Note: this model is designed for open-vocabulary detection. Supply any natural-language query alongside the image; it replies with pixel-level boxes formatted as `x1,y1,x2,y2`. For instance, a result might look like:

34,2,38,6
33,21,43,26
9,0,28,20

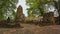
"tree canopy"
0,0,18,20
26,0,60,17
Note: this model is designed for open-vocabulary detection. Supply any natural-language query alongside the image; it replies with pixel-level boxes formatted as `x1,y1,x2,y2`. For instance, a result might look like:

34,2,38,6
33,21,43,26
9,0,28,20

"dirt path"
0,23,60,34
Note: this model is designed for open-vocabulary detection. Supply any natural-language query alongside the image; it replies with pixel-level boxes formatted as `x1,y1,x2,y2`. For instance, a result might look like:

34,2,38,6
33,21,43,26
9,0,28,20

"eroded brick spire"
15,5,23,22
17,5,23,15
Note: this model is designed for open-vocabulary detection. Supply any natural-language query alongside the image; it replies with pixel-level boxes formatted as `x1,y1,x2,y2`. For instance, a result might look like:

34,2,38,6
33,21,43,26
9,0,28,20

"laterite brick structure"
43,12,55,25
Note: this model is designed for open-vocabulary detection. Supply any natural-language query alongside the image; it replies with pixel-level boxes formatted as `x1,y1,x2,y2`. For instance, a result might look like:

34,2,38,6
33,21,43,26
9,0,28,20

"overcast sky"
17,0,28,16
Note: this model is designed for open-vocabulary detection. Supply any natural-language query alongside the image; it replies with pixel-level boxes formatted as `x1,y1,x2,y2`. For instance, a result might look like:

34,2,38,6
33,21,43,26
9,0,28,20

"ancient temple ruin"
43,12,55,25
15,5,24,23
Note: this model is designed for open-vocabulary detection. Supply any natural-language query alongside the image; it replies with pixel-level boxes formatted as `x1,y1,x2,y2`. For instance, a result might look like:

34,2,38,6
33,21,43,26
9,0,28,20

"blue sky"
17,0,28,16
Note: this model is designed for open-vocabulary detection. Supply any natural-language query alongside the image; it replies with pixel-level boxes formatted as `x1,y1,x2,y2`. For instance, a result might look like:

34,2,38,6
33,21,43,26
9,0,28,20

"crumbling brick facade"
15,5,24,23
43,12,55,25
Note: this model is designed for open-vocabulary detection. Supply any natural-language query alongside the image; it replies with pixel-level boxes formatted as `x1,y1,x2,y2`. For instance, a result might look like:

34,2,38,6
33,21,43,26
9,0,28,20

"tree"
0,0,18,20
53,0,60,23
26,0,53,17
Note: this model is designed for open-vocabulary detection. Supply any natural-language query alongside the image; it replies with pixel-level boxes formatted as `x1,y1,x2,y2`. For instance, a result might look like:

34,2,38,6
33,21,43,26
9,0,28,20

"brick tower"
15,5,24,23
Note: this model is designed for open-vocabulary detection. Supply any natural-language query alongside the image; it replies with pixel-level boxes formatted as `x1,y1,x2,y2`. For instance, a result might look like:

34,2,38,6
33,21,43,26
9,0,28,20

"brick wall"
43,12,55,25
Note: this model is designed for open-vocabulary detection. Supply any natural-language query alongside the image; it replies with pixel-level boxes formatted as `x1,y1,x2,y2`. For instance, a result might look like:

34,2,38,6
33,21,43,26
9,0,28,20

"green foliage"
0,0,18,20
26,0,53,17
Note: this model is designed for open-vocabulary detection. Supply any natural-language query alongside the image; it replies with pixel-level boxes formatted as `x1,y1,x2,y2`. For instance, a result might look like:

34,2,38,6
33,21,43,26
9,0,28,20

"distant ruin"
43,12,55,25
25,12,60,26
15,5,24,23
